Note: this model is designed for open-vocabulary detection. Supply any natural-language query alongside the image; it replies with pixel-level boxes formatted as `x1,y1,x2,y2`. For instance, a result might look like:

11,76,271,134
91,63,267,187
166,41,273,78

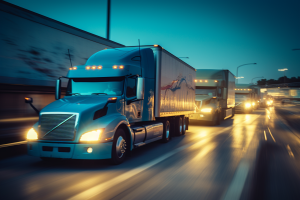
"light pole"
236,63,257,83
251,76,264,84
278,68,288,84
106,0,111,40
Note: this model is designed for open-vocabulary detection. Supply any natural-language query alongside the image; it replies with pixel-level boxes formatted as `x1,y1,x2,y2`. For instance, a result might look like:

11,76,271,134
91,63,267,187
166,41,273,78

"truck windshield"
66,77,124,96
235,94,250,101
196,89,216,96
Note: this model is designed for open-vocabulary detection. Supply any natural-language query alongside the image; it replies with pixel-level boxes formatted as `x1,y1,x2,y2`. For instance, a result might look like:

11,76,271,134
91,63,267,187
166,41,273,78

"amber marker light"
205,80,208,82
72,66,77,70
98,66,102,69
194,80,198,82
214,80,218,82
200,80,203,82
92,66,96,70
235,89,237,90
86,66,90,70
154,44,158,47
119,65,124,69
113,65,118,69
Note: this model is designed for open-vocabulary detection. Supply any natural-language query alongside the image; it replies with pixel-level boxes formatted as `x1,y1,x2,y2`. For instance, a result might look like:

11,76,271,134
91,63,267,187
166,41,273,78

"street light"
236,63,257,83
251,76,264,84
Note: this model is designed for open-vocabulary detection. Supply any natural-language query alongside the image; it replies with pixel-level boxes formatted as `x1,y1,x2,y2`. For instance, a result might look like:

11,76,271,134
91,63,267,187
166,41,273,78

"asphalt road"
1,105,300,200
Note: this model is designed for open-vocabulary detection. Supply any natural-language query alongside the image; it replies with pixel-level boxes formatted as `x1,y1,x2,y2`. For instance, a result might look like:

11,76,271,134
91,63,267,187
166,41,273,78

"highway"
1,104,300,200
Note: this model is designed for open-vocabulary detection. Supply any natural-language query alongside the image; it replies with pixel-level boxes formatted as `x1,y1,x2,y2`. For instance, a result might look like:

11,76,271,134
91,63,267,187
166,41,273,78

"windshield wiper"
69,93,81,96
92,93,107,95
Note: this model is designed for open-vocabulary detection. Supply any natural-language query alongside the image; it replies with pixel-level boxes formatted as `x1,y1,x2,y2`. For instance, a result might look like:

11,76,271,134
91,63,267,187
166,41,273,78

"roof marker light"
154,44,158,47
73,67,77,70
113,65,118,69
92,66,96,70
200,80,203,82
119,65,124,69
205,80,208,82
214,80,218,82
86,66,90,70
98,66,102,69
69,68,72,70
194,80,198,82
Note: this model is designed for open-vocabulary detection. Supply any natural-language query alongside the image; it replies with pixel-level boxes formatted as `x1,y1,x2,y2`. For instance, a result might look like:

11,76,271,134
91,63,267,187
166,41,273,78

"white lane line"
268,127,276,142
264,130,267,141
223,160,250,200
0,141,27,148
286,145,295,158
69,115,261,200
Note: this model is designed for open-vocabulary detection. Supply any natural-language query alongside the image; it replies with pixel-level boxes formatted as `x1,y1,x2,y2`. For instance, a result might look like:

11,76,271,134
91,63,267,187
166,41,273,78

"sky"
4,0,300,84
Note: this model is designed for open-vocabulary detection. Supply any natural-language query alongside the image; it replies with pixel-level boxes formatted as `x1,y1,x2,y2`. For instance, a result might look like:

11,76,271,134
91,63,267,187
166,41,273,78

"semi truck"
189,69,235,125
25,45,196,164
235,84,256,113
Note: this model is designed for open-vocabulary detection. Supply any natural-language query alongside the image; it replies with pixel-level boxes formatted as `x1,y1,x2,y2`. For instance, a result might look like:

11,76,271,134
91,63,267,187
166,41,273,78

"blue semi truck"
26,45,196,164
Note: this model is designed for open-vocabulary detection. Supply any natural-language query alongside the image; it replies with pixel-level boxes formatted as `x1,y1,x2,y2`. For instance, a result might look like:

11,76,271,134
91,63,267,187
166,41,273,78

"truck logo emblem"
43,114,76,137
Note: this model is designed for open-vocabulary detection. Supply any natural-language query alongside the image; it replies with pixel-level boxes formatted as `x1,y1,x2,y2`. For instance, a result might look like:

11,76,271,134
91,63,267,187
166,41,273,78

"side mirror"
55,79,61,100
25,97,33,103
136,77,145,100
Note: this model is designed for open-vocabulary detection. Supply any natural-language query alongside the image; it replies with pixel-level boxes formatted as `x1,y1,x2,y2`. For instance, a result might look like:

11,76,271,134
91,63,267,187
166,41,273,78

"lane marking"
69,115,262,200
223,160,249,200
286,145,295,158
268,127,276,142
264,130,267,141
0,141,27,148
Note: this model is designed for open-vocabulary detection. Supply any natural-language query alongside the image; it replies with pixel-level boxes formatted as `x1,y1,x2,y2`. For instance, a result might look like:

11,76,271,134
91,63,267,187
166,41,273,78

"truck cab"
235,84,256,113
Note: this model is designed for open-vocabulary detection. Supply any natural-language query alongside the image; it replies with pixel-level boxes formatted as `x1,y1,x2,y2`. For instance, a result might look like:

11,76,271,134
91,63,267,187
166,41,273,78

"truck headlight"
252,102,255,106
201,108,212,113
80,129,103,142
245,103,251,108
27,128,38,140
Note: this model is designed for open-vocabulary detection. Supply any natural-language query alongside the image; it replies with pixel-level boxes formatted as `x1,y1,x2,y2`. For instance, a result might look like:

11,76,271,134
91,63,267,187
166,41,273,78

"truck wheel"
182,116,186,135
162,120,170,143
174,117,183,136
111,128,128,165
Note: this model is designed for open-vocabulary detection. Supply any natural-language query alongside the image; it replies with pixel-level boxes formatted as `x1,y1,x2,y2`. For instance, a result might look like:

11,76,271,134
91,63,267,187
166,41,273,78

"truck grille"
39,114,77,140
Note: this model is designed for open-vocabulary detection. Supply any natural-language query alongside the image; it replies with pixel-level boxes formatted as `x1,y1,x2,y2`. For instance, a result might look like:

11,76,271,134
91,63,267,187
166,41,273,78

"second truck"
189,69,235,125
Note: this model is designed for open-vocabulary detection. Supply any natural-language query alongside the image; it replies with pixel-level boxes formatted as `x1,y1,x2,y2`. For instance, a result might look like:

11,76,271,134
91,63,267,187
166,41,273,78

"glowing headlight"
252,102,255,106
201,108,212,113
245,103,251,108
27,128,38,140
270,100,273,103
80,129,102,142
267,101,271,105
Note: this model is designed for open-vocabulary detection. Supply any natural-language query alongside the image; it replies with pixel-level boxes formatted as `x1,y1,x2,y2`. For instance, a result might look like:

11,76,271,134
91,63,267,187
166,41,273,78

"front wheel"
111,129,128,165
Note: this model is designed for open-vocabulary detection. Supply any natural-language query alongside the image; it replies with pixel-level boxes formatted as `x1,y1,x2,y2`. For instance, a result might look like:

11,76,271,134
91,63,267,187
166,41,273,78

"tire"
174,117,183,136
182,116,186,135
111,129,128,165
161,120,171,143
211,112,218,126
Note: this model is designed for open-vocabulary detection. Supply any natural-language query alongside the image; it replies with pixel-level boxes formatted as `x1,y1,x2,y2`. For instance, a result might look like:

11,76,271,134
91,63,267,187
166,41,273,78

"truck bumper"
189,113,213,121
27,141,112,160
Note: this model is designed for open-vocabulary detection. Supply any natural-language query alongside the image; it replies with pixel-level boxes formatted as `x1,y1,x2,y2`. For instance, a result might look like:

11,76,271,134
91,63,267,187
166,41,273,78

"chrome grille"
39,114,76,140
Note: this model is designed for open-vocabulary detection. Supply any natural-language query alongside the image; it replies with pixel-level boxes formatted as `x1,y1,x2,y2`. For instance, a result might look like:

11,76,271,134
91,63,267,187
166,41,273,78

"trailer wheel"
182,116,186,135
111,128,127,165
174,117,183,136
162,120,170,143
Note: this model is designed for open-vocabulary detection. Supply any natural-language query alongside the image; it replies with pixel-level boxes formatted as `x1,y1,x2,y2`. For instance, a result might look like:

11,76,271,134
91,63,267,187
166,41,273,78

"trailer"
190,69,235,125
25,45,196,164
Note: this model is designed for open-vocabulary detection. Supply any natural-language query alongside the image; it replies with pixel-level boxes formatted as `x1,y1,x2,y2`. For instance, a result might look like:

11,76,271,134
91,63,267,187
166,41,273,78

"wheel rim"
179,118,182,133
116,136,126,158
166,122,170,138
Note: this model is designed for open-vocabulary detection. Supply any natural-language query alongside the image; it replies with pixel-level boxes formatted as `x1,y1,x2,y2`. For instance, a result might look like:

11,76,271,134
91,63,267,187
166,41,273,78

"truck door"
125,77,143,123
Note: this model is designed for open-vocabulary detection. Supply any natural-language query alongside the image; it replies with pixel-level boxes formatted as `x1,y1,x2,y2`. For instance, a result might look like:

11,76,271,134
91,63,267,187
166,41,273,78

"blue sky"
5,0,300,84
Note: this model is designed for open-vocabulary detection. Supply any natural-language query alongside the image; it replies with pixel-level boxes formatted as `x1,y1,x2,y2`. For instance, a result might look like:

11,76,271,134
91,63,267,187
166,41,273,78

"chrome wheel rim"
116,136,126,158
166,122,170,138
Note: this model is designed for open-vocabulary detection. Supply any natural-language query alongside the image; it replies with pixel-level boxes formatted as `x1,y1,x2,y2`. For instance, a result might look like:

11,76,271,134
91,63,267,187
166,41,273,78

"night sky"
5,0,300,84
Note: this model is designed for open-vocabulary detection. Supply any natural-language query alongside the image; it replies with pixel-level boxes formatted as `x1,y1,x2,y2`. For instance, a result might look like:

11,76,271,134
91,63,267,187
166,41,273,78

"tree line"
257,76,300,85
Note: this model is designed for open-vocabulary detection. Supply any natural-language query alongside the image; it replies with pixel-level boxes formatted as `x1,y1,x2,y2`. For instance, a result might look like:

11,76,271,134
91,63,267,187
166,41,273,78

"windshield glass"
196,89,216,96
66,77,124,96
235,93,250,101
